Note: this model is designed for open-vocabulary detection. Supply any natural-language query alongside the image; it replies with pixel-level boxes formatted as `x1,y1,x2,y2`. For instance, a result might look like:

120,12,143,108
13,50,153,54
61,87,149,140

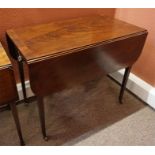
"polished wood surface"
29,32,147,96
6,15,147,63
6,15,148,140
0,67,18,105
0,43,10,67
29,48,104,96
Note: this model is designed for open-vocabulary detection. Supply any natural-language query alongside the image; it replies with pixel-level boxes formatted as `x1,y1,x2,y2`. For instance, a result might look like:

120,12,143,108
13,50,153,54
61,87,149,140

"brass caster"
44,136,48,141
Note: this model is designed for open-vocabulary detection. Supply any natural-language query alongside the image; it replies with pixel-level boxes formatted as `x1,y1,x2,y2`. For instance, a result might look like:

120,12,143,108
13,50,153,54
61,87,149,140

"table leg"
17,57,29,104
6,34,28,104
10,102,25,146
119,66,131,104
37,96,48,141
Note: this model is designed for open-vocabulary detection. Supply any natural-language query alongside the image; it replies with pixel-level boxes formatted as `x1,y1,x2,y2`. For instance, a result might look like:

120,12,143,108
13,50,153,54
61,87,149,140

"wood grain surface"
5,15,148,142
6,15,147,63
0,43,10,68
29,32,147,96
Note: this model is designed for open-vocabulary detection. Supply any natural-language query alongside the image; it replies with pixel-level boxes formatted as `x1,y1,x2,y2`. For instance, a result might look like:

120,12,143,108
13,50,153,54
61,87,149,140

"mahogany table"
0,43,24,145
6,15,147,140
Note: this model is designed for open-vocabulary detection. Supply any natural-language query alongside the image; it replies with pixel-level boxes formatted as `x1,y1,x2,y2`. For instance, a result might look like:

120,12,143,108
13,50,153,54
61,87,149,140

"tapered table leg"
37,97,48,141
10,102,25,146
17,57,29,105
6,35,28,105
119,66,131,104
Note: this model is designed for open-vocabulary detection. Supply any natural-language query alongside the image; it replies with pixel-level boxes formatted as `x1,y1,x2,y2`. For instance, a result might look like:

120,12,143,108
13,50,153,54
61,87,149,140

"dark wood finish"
119,67,132,104
6,34,29,104
29,33,147,96
6,15,147,63
6,15,148,140
37,97,48,140
9,102,25,145
0,44,24,145
29,49,104,96
0,67,18,104
17,57,29,104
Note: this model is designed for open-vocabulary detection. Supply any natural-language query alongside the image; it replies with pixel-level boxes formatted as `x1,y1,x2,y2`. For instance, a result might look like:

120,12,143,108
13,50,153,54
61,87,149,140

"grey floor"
72,107,155,146
0,76,154,146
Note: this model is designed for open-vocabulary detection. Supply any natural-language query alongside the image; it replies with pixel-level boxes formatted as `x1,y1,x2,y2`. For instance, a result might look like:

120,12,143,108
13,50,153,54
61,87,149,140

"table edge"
6,26,148,64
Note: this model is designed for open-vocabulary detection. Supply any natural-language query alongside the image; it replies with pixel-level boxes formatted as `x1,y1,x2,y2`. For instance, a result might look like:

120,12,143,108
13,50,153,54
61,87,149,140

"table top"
7,15,147,63
0,43,10,68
